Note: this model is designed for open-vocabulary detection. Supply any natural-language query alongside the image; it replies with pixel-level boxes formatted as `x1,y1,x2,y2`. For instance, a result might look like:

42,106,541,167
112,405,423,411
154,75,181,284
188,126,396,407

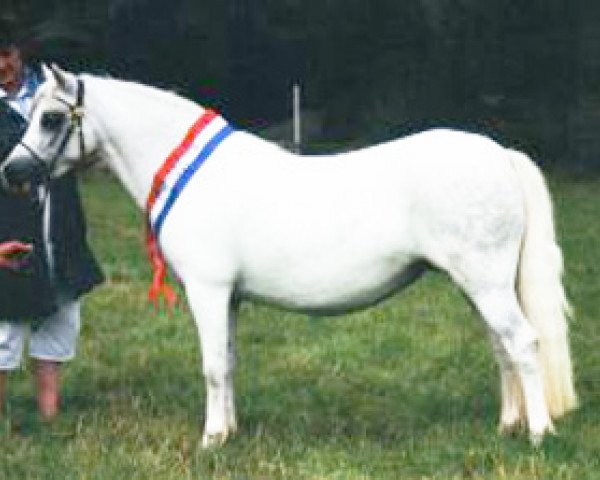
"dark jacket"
0,101,103,320
0,185,54,318
48,171,104,302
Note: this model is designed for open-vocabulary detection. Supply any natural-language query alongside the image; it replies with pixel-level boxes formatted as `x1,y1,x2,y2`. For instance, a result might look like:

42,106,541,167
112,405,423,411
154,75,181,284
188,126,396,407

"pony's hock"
2,64,577,448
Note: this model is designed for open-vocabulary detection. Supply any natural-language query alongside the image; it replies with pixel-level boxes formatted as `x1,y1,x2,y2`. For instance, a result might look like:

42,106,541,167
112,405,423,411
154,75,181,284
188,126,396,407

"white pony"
1,65,576,447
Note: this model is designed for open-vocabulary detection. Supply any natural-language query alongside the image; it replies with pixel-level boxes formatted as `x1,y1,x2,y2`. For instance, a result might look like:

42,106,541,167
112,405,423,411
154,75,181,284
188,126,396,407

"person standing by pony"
0,14,103,420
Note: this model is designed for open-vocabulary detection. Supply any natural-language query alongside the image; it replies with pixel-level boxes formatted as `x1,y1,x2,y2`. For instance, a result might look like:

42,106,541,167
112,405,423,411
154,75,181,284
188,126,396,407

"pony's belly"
239,259,425,315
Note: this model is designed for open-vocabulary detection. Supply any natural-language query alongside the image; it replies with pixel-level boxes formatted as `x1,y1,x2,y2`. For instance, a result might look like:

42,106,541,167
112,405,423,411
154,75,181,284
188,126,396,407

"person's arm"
0,240,32,269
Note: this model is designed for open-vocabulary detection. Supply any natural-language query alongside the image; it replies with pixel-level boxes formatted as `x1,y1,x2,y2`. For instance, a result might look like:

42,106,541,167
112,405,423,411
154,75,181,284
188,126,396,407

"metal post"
292,82,301,154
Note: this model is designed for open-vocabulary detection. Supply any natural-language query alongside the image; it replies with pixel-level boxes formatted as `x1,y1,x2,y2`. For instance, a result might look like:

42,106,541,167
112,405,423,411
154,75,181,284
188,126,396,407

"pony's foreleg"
185,283,237,448
474,289,554,445
225,307,238,434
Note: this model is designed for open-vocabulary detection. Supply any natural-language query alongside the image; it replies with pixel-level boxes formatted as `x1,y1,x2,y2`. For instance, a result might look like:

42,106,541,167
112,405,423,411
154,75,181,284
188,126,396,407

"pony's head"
1,64,97,190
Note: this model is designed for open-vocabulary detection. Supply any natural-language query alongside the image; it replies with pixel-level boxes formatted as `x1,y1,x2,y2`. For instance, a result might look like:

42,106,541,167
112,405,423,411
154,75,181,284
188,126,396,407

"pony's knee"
203,361,233,386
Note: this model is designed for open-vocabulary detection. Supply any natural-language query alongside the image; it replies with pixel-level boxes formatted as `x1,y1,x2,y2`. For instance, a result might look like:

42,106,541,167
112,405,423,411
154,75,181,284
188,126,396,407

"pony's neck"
82,74,205,207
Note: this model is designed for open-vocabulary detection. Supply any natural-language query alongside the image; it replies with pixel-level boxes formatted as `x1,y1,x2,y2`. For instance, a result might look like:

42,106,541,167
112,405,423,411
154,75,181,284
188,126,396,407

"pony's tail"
509,150,577,418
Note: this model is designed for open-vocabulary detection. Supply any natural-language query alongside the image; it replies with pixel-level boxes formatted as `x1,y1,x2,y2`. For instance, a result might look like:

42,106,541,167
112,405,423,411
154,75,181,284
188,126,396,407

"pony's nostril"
3,159,44,187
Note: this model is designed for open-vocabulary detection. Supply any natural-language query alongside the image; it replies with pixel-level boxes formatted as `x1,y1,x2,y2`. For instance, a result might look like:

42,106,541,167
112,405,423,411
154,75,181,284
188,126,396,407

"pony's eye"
40,111,67,131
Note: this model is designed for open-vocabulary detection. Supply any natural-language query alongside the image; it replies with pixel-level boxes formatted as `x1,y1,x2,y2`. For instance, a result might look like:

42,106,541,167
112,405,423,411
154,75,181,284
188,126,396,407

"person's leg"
0,371,6,415
0,321,26,415
34,359,60,420
30,300,80,419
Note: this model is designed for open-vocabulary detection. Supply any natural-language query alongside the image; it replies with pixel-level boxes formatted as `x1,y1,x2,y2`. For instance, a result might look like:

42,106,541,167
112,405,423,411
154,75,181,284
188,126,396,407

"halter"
17,77,87,184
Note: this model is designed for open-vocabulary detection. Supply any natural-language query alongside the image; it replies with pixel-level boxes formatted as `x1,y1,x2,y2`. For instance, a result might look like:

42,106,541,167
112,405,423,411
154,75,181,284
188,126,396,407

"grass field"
1,171,599,479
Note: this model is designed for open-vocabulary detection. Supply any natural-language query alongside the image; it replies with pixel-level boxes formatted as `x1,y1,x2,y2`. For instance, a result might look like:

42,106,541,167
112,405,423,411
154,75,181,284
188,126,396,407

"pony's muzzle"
1,155,47,193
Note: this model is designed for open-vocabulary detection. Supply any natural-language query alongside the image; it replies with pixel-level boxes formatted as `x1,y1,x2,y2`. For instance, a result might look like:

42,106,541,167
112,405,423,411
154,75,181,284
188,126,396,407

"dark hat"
0,14,23,47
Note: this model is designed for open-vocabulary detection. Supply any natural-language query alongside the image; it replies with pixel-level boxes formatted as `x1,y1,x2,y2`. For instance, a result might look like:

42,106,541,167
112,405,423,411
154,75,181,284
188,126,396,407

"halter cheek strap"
73,78,86,162
17,78,86,182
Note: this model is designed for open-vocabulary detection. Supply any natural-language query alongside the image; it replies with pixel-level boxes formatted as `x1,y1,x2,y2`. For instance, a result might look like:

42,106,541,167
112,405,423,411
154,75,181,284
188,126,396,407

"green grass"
1,171,599,479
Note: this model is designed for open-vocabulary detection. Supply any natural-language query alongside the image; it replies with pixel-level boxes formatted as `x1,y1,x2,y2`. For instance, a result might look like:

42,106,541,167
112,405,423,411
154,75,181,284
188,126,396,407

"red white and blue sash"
145,110,234,308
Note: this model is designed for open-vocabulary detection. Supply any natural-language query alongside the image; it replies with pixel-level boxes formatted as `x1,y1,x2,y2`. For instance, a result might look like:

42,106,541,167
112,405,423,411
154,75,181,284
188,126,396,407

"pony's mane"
81,73,200,112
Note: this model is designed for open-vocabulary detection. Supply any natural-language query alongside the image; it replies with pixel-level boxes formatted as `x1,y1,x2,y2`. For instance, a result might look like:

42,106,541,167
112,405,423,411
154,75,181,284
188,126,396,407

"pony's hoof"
201,430,229,449
529,432,544,447
498,419,524,436
528,423,556,447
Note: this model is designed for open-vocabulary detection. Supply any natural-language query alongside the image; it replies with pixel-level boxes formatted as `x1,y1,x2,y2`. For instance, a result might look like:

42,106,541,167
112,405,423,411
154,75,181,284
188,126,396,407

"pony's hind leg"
185,282,237,448
488,333,526,433
473,288,554,444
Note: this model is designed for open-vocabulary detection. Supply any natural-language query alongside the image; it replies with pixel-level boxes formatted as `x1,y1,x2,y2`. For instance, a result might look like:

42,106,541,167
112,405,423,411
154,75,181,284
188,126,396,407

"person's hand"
0,240,33,270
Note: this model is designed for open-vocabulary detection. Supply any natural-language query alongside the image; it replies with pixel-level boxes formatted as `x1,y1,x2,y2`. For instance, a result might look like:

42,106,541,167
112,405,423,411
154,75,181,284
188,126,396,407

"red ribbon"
145,229,178,310
145,110,218,310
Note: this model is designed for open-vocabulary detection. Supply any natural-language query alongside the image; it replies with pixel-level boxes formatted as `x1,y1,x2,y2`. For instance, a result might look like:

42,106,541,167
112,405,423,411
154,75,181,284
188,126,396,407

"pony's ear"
50,64,69,89
41,63,55,86
45,63,77,97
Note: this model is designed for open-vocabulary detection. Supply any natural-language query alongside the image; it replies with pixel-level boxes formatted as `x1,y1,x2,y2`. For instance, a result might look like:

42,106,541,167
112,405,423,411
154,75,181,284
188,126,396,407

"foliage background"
4,1,599,168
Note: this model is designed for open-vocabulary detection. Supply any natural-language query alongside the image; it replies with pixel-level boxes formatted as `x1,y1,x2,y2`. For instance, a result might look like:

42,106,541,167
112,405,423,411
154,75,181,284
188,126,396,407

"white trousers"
0,299,80,370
